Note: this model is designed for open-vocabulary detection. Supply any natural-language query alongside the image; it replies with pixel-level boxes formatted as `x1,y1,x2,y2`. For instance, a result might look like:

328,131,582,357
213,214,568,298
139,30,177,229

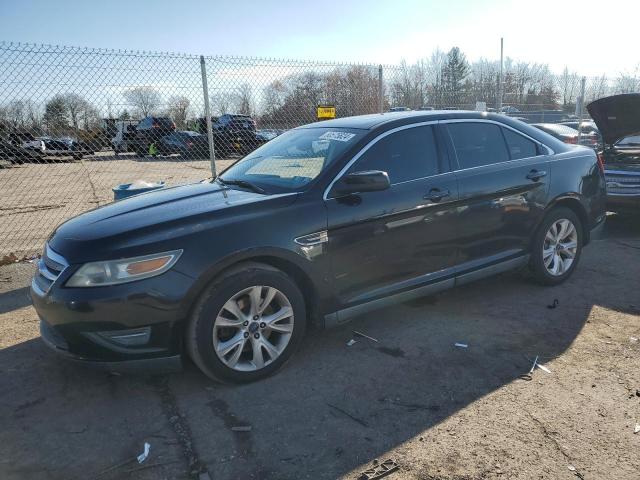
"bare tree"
234,84,254,116
63,93,88,132
123,86,161,117
166,95,190,128
210,92,233,116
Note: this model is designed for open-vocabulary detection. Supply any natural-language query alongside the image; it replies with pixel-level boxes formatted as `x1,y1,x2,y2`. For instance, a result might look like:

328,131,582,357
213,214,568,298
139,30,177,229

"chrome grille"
33,244,68,294
605,172,640,195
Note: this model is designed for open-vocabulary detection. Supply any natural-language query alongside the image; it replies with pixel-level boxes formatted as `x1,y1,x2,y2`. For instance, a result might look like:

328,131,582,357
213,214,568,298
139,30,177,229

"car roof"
302,111,570,152
301,110,520,130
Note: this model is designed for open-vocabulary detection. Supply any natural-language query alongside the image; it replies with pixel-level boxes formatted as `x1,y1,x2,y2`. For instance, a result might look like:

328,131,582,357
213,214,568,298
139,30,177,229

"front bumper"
31,265,195,372
40,320,182,373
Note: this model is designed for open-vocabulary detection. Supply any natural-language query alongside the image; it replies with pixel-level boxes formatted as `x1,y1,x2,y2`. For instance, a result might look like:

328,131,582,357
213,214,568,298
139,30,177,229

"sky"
1,0,639,77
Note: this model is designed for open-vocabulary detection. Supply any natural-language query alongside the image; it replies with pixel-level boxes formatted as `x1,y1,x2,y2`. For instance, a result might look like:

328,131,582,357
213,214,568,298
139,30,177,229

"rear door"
444,121,550,272
325,123,459,308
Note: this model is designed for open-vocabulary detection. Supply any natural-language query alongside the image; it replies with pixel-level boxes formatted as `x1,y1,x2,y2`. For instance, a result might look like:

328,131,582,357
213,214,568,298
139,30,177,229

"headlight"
66,250,182,287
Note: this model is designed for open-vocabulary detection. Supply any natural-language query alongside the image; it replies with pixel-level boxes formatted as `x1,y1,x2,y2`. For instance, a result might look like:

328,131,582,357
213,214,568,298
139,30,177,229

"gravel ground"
0,213,639,480
0,152,235,264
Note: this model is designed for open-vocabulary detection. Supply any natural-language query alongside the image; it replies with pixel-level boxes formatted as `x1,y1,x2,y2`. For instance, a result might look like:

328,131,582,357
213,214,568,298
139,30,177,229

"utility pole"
497,37,504,112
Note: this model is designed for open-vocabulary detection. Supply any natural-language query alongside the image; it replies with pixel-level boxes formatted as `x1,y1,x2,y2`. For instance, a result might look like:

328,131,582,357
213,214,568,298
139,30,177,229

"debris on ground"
547,299,559,309
231,425,252,432
519,355,539,381
359,459,399,479
327,402,368,428
347,339,357,346
137,442,151,464
0,253,17,266
454,342,468,348
634,424,640,434
536,363,552,374
353,331,379,343
630,336,638,343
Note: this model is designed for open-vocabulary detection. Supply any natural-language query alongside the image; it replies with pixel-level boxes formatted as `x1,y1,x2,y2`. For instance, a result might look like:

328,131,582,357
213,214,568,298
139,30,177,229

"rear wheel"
186,263,306,383
529,207,583,285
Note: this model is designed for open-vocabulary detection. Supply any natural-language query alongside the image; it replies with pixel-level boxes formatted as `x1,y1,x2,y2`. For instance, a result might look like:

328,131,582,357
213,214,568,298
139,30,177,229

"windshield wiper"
216,177,267,194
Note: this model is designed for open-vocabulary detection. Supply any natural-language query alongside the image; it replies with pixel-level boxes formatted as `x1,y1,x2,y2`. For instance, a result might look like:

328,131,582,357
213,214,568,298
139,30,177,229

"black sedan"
156,131,210,159
32,111,606,383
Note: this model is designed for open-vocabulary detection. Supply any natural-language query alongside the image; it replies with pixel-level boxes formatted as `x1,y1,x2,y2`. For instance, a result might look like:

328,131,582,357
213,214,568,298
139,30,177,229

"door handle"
424,188,450,202
526,169,547,181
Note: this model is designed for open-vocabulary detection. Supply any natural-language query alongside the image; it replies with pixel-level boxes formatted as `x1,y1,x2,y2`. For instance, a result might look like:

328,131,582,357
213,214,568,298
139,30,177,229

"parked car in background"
193,114,263,156
559,120,599,135
156,131,209,159
588,93,640,214
0,138,42,164
32,110,606,383
22,136,92,160
531,123,599,147
110,119,139,154
500,105,520,114
255,129,284,142
129,117,176,157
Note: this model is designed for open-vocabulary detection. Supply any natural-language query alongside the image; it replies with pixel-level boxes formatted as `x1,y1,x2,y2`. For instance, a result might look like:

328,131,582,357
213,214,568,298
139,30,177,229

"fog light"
95,327,151,346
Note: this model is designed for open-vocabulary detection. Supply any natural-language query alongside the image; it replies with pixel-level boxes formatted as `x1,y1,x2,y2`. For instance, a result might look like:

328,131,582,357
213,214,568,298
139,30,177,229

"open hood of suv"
587,93,640,145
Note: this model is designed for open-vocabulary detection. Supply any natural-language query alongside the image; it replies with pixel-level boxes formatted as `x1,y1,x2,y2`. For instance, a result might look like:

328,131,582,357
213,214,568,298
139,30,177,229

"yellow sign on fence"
317,105,336,120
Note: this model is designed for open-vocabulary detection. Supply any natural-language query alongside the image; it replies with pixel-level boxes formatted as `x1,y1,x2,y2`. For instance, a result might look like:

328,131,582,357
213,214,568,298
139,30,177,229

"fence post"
577,76,586,142
200,55,217,177
378,65,384,113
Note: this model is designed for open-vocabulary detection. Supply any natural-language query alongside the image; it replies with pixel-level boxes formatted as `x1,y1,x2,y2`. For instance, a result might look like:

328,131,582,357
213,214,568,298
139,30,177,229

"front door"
325,124,459,309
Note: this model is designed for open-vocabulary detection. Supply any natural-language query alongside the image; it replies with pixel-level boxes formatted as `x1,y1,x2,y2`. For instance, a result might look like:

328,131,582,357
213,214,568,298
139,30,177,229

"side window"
348,126,440,184
502,128,538,160
447,122,509,169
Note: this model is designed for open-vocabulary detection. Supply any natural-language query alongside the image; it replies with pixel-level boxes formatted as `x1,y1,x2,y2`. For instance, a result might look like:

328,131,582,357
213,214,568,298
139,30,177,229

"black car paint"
31,111,606,369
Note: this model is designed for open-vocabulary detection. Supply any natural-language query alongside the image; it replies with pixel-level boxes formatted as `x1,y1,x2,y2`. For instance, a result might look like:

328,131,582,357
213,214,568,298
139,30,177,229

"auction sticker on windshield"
319,131,356,142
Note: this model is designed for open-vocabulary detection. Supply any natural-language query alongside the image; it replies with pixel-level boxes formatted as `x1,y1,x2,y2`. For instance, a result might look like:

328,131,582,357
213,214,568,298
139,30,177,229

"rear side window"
502,128,538,159
348,126,440,184
447,122,509,169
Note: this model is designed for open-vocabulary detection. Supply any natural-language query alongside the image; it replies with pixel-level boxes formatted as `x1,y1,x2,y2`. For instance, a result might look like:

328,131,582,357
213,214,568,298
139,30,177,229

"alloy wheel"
542,218,578,276
212,285,294,371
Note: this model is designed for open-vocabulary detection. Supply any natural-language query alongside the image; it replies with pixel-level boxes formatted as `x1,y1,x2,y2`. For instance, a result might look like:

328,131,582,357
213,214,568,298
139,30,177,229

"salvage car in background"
32,111,606,383
588,93,640,214
22,136,92,161
531,123,599,148
129,116,176,157
156,131,210,159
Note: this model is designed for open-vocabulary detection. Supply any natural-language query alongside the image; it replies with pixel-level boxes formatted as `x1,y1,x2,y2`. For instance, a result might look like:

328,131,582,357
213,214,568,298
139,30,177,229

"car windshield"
219,127,364,193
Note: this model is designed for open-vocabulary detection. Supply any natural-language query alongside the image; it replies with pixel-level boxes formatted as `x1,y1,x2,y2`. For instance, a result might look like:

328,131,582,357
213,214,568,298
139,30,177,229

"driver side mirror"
331,170,390,197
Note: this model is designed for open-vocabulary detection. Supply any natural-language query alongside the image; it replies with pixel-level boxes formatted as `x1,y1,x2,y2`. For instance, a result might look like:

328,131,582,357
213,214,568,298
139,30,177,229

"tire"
529,207,583,286
186,262,307,383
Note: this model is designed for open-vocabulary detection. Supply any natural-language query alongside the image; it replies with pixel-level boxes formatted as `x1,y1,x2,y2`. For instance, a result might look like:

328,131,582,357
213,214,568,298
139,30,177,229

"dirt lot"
0,153,235,262
1,214,639,480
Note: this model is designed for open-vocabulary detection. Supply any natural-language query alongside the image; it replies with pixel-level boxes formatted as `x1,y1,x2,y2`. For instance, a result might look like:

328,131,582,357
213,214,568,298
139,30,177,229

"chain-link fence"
1,41,638,286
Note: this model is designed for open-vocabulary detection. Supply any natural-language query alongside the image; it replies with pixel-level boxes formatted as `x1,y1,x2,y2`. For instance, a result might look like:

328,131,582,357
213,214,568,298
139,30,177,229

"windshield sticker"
319,131,356,142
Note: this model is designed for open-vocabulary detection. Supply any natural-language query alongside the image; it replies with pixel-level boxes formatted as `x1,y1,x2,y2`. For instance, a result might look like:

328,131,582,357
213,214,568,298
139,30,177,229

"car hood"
49,181,297,262
587,93,640,145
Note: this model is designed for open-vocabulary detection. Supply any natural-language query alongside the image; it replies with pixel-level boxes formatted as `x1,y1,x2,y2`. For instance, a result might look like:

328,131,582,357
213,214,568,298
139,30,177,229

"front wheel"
186,263,307,383
529,207,583,285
